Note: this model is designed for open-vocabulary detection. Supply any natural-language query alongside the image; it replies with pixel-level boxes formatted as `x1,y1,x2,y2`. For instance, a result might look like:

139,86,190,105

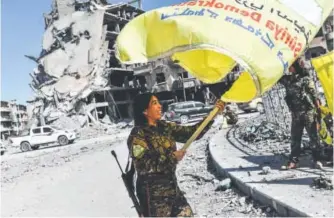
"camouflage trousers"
136,177,193,217
225,111,238,125
290,110,323,162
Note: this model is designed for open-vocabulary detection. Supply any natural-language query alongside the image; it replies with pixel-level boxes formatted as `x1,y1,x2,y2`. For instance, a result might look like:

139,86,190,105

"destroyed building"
27,0,213,127
1,100,29,139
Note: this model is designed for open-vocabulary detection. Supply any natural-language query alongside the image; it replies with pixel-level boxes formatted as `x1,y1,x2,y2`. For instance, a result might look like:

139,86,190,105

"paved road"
1,113,262,217
1,131,137,217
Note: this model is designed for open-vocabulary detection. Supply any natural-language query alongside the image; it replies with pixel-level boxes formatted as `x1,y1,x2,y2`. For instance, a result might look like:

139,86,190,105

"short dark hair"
133,92,155,126
292,58,307,76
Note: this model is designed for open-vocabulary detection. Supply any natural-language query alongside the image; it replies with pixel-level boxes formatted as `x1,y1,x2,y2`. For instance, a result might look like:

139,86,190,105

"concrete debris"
240,120,289,143
311,174,333,190
260,166,271,175
236,115,292,155
77,120,133,140
176,120,277,217
49,114,87,129
261,174,296,183
215,178,232,191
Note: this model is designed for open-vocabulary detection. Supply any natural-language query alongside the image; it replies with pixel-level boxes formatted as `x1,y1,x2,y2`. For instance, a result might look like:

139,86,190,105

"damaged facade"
0,101,29,139
27,0,212,127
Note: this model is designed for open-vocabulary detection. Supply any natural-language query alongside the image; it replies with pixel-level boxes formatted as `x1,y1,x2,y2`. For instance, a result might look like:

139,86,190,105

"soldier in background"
279,58,324,170
223,105,238,125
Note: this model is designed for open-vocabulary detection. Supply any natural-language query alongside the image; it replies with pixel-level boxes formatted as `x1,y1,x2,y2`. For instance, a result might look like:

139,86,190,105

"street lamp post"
180,73,187,102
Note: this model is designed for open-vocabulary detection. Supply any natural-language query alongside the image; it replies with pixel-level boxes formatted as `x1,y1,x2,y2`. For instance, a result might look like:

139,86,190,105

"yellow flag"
311,51,333,114
116,0,333,102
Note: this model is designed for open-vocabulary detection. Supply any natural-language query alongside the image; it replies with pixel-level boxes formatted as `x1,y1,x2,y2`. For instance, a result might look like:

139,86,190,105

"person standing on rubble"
278,58,324,170
127,93,225,217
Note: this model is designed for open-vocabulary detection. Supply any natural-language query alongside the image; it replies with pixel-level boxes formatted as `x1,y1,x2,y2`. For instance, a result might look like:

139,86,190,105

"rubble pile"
78,120,133,140
49,114,87,129
236,115,291,154
311,173,333,190
176,119,277,217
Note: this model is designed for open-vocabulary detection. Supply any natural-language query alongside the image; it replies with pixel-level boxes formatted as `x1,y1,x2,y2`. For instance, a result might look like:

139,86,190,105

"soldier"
223,105,238,125
279,58,324,170
127,93,225,217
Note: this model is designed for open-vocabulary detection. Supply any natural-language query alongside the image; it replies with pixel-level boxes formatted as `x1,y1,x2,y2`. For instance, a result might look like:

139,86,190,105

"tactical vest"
285,77,314,112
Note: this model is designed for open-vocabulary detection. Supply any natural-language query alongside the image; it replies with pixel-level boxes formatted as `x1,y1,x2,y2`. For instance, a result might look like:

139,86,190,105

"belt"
137,173,176,184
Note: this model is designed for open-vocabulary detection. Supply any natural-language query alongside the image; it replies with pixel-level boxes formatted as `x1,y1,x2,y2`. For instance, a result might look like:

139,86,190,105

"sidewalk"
209,129,334,217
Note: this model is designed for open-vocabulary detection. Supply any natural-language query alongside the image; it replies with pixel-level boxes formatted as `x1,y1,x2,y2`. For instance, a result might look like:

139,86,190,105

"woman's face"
144,96,162,122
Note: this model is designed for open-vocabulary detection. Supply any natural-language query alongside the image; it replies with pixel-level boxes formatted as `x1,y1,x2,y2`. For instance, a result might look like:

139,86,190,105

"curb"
208,134,310,217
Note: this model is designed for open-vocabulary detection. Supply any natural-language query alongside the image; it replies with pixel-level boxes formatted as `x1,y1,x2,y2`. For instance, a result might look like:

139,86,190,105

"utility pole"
181,73,187,101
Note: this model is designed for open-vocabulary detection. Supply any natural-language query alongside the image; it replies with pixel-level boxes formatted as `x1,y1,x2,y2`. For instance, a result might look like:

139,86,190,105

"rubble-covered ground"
176,116,277,217
232,113,333,192
235,115,292,155
1,114,278,217
235,113,334,162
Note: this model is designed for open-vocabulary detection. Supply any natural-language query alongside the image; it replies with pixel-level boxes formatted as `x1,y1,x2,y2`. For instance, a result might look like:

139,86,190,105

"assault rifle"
111,150,142,217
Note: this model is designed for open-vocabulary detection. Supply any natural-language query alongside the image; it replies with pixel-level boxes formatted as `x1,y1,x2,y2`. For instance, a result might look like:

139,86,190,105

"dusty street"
1,130,137,217
1,114,272,217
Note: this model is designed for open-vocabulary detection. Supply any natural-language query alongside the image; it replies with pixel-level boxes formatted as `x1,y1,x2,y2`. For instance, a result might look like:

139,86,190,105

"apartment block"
0,101,29,139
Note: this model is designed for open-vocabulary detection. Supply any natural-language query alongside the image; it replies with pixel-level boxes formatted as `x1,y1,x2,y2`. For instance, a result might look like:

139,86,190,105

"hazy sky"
1,0,185,104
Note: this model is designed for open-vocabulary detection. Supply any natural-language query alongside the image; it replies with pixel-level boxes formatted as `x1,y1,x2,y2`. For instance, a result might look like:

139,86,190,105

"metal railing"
262,84,291,133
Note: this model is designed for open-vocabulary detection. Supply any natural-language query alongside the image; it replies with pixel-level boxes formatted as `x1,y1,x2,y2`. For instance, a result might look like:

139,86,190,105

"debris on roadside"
239,120,289,143
311,174,333,190
233,115,292,155
261,174,296,183
260,166,271,175
176,122,277,217
215,178,232,191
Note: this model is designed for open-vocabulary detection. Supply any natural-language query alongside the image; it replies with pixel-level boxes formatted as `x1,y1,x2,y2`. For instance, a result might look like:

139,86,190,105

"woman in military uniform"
127,93,224,217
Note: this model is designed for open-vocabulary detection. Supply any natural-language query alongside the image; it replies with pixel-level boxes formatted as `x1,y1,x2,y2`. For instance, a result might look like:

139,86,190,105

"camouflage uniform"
224,110,238,125
279,74,323,162
127,119,213,217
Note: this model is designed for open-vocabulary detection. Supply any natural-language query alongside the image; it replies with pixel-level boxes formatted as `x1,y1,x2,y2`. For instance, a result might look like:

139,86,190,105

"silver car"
165,101,214,124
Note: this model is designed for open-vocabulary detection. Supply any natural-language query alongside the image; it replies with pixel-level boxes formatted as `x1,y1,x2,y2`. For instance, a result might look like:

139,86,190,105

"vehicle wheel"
31,145,40,150
1,151,5,156
256,103,265,114
69,140,75,144
20,142,32,152
180,115,189,124
58,135,69,146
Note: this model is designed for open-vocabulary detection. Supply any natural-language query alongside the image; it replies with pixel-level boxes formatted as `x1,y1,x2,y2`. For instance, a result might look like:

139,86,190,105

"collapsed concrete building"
27,0,215,127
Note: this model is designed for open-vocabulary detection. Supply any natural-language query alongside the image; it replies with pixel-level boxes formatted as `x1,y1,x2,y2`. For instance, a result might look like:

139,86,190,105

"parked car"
237,98,264,113
9,126,79,152
0,141,7,155
165,101,214,124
